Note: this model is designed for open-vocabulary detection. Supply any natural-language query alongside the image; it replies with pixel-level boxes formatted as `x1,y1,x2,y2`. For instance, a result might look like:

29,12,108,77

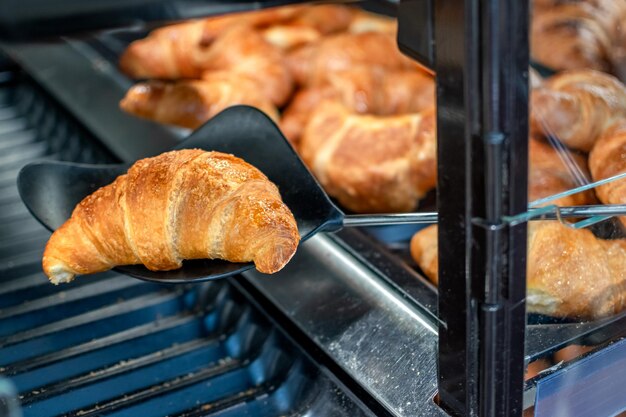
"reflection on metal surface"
244,234,447,417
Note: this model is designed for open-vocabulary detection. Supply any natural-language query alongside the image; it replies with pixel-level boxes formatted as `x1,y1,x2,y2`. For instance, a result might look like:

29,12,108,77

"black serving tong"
17,106,626,283
17,106,438,283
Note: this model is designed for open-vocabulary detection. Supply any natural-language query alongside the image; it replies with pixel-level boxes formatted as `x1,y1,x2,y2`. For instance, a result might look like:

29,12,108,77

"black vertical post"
435,1,529,416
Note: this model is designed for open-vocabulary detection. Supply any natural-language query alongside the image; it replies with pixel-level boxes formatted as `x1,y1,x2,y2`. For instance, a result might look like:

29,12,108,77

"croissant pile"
43,150,300,284
119,5,400,125
530,69,626,217
411,68,626,319
119,4,436,214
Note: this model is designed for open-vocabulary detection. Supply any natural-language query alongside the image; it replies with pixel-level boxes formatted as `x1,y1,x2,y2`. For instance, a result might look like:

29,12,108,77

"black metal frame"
436,2,528,416
399,1,529,415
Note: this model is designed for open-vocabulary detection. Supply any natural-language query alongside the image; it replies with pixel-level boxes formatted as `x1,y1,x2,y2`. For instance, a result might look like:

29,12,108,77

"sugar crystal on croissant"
42,149,300,284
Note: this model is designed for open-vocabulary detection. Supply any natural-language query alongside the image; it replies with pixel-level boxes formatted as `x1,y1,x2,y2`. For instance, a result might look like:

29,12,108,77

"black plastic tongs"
17,107,625,283
16,107,436,283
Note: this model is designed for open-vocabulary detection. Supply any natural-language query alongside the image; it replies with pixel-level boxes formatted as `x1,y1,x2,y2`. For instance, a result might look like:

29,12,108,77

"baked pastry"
120,77,278,129
531,3,613,72
42,149,300,283
280,67,435,146
119,6,303,79
197,25,293,106
589,121,626,227
411,222,626,319
120,23,293,106
531,0,626,75
528,137,596,206
261,6,395,51
527,221,626,319
530,69,626,151
299,102,436,213
286,32,419,86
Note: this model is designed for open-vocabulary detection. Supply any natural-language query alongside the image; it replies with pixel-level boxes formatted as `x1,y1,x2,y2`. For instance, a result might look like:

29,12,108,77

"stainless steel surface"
244,234,448,417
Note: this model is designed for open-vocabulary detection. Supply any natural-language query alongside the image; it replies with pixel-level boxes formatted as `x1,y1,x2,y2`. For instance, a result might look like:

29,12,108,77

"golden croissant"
258,5,356,51
286,32,419,86
411,222,626,319
531,3,613,73
120,77,278,130
198,25,293,106
531,0,626,74
530,69,626,152
118,6,303,79
42,149,300,284
120,24,293,106
299,102,437,213
281,67,434,146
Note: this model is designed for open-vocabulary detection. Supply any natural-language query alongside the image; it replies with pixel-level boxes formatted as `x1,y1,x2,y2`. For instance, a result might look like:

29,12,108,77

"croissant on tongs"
42,149,300,284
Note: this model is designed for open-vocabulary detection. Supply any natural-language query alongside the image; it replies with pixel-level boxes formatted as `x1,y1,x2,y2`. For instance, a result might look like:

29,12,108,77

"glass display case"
0,1,624,416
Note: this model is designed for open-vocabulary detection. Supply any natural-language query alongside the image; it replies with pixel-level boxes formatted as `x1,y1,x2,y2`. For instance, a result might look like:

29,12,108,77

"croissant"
120,77,278,129
199,25,293,106
42,150,300,284
119,20,216,79
528,137,596,206
532,1,626,42
195,6,306,43
281,67,435,146
531,0,626,74
589,121,626,227
531,3,613,72
411,222,626,319
299,102,436,213
119,6,303,79
120,23,293,106
286,32,419,86
530,69,626,151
